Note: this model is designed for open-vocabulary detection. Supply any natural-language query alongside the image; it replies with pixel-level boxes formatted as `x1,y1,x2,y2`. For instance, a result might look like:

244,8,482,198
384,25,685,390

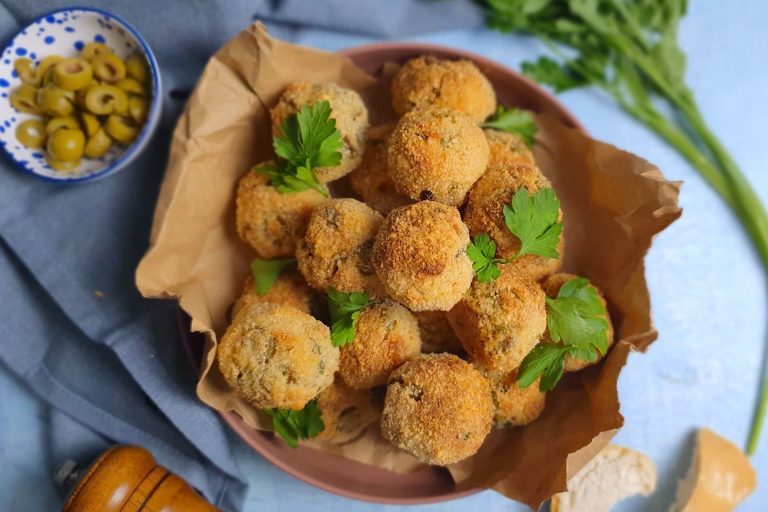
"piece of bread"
668,428,756,512
550,444,656,512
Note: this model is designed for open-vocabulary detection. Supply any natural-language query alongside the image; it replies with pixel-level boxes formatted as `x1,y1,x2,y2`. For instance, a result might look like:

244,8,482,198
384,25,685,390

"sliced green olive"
14,58,39,86
115,77,145,96
92,53,126,83
47,128,85,161
84,128,113,158
36,85,75,116
45,153,80,172
125,54,148,83
84,84,128,115
128,95,148,124
104,115,138,143
15,119,47,148
36,56,63,83
53,58,93,91
80,112,101,137
80,42,111,61
46,116,80,134
10,84,41,114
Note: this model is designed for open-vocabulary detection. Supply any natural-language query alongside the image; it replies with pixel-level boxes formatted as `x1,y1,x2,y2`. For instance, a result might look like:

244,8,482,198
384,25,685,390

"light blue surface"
1,1,767,510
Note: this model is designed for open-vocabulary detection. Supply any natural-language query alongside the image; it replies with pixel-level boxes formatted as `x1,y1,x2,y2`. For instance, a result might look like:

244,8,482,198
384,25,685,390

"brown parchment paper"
136,22,681,509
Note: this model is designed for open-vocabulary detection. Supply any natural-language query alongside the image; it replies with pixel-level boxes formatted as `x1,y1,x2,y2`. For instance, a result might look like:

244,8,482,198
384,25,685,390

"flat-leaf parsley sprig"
467,187,562,282
326,287,373,347
255,100,343,197
265,399,325,448
517,277,609,391
250,258,295,295
481,106,538,147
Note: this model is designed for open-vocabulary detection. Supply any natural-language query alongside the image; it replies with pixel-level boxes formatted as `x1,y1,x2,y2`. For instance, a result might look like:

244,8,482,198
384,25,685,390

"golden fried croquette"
480,367,546,427
218,303,338,410
447,267,546,373
315,378,380,444
414,311,464,355
236,165,325,259
540,273,614,372
391,56,496,123
270,82,368,182
296,198,385,296
339,300,421,389
372,201,473,311
387,109,489,206
463,163,563,281
484,128,535,168
348,124,411,215
232,269,316,318
380,353,493,465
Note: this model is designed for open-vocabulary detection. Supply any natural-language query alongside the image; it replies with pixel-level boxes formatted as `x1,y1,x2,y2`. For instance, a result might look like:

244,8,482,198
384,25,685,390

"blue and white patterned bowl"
0,7,161,183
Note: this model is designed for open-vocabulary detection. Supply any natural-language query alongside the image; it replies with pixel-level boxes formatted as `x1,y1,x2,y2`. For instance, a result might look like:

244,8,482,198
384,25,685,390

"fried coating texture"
232,269,316,318
315,378,380,444
348,124,411,215
540,273,615,372
481,367,546,427
381,353,493,465
391,56,496,123
414,311,464,355
447,267,546,373
339,300,421,389
372,201,473,311
296,198,385,296
387,109,489,206
236,165,325,259
270,82,369,182
218,303,338,410
484,128,535,168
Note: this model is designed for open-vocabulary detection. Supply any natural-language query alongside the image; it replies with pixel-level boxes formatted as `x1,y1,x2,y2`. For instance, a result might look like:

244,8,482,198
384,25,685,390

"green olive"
104,115,138,143
115,77,145,95
128,95,148,124
92,53,126,83
15,119,47,148
53,58,93,91
36,56,63,83
84,128,113,158
45,153,80,173
125,54,148,83
47,128,85,161
36,85,75,116
84,84,128,115
14,58,39,86
80,112,101,137
10,84,41,114
80,42,111,61
46,116,80,134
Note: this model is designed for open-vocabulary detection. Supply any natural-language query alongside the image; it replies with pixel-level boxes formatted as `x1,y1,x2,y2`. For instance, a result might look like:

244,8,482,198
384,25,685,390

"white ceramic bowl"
0,7,161,183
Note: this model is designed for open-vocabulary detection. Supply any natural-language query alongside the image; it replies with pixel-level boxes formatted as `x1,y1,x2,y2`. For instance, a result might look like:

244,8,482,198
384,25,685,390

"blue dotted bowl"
0,7,161,183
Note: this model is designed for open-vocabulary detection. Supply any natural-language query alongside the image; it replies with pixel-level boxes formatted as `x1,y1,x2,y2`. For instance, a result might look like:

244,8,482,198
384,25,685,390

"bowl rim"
0,5,162,184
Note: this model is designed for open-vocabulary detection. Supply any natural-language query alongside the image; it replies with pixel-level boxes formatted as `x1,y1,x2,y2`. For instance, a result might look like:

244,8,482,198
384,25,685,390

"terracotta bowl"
215,43,584,504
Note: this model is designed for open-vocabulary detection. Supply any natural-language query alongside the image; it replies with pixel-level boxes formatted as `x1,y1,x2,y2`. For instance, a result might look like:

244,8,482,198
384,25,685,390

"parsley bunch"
481,106,538,147
326,288,373,347
468,187,562,282
518,277,609,391
265,400,325,448
256,100,343,196
482,0,768,453
250,258,295,295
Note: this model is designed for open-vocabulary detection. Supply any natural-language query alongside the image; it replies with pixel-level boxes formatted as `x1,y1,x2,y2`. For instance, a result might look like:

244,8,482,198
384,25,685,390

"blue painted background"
1,1,766,510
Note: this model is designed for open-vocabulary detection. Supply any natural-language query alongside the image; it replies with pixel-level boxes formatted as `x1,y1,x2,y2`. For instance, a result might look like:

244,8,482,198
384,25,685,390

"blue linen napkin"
0,1,481,509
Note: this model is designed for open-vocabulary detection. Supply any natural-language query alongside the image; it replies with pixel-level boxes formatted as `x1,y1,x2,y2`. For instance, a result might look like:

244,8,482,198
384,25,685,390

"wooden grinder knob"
62,445,219,512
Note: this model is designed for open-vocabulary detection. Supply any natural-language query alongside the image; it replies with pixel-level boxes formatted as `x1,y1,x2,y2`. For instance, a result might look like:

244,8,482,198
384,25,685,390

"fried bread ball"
481,367,546,427
381,353,493,465
236,165,325,259
391,56,496,123
484,128,535,168
348,124,411,215
387,109,489,206
296,198,385,296
270,82,368,182
541,273,614,372
339,300,421,389
464,163,563,281
218,303,338,410
315,378,380,444
414,311,464,355
447,267,546,373
372,201,473,311
231,269,316,318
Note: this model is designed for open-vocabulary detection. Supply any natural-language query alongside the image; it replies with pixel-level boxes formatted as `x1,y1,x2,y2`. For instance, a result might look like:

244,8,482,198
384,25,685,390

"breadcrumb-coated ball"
479,367,546,427
464,163,563,281
231,269,316,318
236,164,325,259
349,124,411,215
484,128,535,168
372,201,473,311
315,378,380,444
218,303,338,410
447,267,546,373
391,56,496,123
270,82,369,182
339,300,421,389
414,311,464,355
387,109,489,206
296,198,385,296
540,273,615,372
381,353,493,465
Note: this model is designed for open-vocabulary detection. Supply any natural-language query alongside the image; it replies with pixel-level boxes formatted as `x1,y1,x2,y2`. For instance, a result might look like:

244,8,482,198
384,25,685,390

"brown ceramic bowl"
218,43,584,504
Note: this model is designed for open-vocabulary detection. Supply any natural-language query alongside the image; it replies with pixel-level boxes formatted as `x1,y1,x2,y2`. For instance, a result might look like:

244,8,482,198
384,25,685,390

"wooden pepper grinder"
57,445,220,511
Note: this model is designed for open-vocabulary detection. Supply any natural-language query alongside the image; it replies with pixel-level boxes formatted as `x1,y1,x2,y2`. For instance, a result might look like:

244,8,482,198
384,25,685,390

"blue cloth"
0,1,480,510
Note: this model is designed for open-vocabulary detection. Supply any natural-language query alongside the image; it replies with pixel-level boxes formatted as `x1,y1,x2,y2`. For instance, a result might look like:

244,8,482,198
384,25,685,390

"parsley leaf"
251,258,295,296
481,106,538,146
521,56,589,93
265,399,325,448
517,343,570,391
503,187,562,259
467,234,502,283
326,287,373,347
